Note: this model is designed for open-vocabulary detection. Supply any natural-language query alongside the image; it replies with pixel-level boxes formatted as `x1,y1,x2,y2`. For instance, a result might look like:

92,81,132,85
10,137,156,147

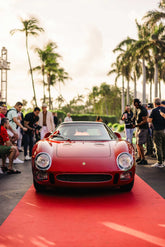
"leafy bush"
112,123,119,130
55,110,66,121
117,124,125,132
107,122,112,128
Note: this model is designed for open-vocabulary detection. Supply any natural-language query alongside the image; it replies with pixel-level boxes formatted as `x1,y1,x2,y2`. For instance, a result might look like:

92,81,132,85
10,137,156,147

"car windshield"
52,123,116,141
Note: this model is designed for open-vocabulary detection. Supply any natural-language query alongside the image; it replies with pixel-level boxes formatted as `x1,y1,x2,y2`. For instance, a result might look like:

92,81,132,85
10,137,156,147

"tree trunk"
154,59,159,98
133,72,137,99
127,80,130,105
142,58,146,104
25,35,37,106
159,80,161,99
105,97,108,115
149,81,152,103
121,76,125,114
47,73,51,110
42,65,46,103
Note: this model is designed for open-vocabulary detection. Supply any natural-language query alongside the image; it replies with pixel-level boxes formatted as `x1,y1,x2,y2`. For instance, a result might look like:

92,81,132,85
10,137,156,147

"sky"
0,0,163,108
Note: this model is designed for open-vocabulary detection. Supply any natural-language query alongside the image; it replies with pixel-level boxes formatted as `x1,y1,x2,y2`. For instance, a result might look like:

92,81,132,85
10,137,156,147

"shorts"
0,145,11,155
135,128,148,145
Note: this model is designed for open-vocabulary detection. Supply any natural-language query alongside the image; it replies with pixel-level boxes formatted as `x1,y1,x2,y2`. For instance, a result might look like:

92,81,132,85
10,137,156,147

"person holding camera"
133,99,148,165
23,107,41,161
121,105,135,144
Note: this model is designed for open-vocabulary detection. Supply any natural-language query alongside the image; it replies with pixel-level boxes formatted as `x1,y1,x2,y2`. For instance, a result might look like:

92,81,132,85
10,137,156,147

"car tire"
120,179,134,192
33,179,45,192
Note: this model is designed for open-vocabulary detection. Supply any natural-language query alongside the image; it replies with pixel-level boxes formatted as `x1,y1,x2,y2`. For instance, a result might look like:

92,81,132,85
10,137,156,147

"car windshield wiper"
52,134,71,141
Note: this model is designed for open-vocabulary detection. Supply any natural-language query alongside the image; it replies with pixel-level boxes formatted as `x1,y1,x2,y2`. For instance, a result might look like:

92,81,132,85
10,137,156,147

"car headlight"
117,152,133,171
35,152,51,170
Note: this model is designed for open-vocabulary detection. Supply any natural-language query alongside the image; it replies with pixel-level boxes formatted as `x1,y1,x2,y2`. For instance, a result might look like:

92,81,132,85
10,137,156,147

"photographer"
23,107,40,161
133,99,148,165
121,105,135,144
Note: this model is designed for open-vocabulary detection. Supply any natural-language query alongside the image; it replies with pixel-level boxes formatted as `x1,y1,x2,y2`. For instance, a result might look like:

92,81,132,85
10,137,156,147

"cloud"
74,26,104,77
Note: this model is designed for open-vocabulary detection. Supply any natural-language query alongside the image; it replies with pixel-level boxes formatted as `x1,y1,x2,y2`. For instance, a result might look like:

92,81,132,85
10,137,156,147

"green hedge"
71,114,117,124
54,110,66,121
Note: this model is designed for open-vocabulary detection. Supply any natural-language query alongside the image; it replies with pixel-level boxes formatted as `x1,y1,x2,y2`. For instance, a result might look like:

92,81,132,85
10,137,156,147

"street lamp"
0,47,10,104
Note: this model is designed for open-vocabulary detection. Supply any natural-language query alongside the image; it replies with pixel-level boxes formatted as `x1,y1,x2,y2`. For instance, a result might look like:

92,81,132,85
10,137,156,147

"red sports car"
32,121,135,192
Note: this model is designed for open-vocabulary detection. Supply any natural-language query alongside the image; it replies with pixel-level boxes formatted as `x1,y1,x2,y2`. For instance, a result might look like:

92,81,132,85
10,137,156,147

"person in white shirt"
38,103,55,139
64,113,73,122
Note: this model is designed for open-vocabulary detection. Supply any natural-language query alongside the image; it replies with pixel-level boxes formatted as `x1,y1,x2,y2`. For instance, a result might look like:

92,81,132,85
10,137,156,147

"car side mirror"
44,132,52,138
114,132,121,139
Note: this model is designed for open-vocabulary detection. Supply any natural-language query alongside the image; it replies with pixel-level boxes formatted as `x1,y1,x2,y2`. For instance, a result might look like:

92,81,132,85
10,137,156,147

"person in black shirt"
148,98,165,168
133,98,148,165
121,105,135,144
23,107,40,161
53,112,58,128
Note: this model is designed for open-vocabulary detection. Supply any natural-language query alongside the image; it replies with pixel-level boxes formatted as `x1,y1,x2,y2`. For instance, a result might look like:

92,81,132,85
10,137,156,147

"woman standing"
121,105,135,143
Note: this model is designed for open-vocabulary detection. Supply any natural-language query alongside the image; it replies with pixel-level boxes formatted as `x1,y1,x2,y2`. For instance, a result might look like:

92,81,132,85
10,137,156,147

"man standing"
53,112,58,128
121,105,135,144
133,98,148,165
7,102,27,135
23,107,41,161
148,98,165,168
64,113,72,122
39,103,55,139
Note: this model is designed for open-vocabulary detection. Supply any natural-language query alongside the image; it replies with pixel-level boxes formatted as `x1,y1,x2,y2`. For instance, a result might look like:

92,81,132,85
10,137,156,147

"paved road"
0,153,165,226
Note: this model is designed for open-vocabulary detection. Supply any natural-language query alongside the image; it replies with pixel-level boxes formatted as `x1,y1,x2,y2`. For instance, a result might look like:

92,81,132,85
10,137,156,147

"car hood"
33,139,134,173
56,141,111,158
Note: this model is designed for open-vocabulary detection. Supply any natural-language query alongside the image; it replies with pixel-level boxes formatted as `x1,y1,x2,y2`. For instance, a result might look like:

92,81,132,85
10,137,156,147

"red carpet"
0,175,165,247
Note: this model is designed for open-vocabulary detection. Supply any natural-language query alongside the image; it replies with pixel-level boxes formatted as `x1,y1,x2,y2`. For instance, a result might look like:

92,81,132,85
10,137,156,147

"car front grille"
56,174,112,183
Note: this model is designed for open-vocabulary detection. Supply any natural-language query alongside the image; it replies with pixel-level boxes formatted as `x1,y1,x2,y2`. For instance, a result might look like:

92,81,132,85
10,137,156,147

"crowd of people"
0,102,70,175
0,97,165,175
122,97,165,168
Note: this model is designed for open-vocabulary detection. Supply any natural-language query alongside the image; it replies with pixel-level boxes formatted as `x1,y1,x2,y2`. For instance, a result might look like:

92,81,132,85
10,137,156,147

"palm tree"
42,42,70,110
113,43,133,105
107,60,125,113
10,17,44,106
137,23,165,97
99,82,111,115
33,48,49,103
146,60,154,102
89,86,99,114
55,94,65,109
143,0,165,26
115,21,152,104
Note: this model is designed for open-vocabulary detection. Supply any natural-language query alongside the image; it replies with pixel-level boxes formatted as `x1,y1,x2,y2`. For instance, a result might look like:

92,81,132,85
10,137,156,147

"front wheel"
120,179,134,192
33,179,45,192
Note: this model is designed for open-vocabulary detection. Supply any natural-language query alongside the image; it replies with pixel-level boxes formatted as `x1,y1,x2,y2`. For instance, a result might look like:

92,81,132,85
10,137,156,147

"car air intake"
56,174,112,182
113,173,119,184
49,173,55,184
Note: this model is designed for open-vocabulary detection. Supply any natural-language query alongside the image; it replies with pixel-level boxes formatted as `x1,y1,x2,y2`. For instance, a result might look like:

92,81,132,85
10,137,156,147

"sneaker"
0,168,3,174
137,159,148,165
136,157,141,162
13,158,24,164
24,155,31,161
151,163,164,168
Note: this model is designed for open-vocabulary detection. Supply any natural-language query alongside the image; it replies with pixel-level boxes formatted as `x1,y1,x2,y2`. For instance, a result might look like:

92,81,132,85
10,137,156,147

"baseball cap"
42,103,47,107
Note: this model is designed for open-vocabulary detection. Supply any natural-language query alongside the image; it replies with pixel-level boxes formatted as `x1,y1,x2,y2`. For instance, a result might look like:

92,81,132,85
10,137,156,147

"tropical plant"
34,42,70,109
143,0,165,26
99,82,111,115
10,17,44,106
88,86,99,114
